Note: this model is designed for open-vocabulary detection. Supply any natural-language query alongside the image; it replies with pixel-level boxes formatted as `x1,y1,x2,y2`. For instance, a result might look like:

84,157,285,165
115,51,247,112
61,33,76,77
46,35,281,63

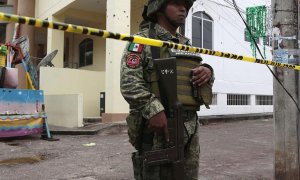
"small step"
83,117,102,126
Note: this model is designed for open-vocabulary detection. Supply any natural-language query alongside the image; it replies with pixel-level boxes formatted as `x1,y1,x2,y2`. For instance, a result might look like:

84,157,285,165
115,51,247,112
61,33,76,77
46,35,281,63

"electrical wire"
204,2,245,31
206,0,245,14
223,0,246,14
218,4,246,30
230,0,300,112
224,0,273,37
203,3,253,54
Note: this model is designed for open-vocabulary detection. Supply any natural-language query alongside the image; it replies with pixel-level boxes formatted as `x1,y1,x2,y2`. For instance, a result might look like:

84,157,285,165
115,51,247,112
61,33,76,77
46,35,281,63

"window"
227,94,250,105
192,11,213,49
79,38,93,67
256,95,273,105
211,93,217,105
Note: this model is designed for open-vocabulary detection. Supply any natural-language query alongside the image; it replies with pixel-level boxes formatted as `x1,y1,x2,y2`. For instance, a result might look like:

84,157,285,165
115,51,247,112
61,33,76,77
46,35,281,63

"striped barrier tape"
0,12,299,70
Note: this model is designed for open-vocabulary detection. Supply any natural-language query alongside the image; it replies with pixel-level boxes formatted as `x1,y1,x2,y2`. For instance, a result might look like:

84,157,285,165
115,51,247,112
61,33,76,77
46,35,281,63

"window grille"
256,95,273,105
211,93,217,105
227,94,250,105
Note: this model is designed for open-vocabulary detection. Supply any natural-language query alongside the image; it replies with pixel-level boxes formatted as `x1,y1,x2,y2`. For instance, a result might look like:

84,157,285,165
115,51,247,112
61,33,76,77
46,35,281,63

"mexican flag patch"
128,43,144,53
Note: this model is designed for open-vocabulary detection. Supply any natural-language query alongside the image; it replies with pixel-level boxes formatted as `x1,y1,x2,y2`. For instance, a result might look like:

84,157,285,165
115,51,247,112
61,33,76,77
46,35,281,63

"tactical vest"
147,25,212,110
171,49,212,108
149,49,212,110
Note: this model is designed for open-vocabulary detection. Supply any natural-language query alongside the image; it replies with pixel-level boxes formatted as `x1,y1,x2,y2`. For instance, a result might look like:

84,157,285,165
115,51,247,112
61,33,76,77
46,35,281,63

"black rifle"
143,57,185,180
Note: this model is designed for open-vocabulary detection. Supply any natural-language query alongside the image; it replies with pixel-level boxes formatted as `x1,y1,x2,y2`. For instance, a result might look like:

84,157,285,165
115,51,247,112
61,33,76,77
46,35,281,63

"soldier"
120,0,214,179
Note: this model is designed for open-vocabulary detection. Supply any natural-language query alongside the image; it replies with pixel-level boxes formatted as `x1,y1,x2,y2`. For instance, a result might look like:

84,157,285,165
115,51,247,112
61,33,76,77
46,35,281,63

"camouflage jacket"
120,24,212,119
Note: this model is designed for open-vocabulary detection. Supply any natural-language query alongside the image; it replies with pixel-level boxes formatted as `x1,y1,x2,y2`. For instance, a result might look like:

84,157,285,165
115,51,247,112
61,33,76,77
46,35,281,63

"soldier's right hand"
148,111,170,143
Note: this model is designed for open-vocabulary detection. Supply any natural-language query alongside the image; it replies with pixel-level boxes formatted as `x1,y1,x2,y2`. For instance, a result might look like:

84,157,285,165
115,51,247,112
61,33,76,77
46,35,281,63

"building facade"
2,0,273,127
185,0,273,116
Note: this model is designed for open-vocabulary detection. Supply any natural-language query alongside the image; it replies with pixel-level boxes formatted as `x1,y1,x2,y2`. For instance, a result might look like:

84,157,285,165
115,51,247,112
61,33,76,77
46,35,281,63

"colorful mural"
0,88,44,115
0,88,45,137
0,115,43,137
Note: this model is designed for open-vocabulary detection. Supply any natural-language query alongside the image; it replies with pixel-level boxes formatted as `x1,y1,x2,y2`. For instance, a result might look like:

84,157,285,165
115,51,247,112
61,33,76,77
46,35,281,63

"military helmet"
147,0,195,18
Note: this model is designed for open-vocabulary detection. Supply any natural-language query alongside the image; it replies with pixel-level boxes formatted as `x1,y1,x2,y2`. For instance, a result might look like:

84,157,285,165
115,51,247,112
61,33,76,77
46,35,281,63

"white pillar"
47,16,64,68
103,0,131,122
17,0,35,56
6,0,18,43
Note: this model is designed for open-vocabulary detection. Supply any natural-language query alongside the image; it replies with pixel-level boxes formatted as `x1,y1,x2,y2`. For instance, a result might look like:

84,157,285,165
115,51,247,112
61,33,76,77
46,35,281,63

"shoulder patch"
126,53,141,69
128,43,144,53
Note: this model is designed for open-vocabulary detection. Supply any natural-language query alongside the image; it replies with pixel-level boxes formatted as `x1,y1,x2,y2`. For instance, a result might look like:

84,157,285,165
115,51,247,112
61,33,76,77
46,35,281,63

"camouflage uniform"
120,23,212,179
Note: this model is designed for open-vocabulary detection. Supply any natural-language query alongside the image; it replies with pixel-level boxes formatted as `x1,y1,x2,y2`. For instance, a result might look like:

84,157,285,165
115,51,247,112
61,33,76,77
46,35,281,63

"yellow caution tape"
0,12,299,70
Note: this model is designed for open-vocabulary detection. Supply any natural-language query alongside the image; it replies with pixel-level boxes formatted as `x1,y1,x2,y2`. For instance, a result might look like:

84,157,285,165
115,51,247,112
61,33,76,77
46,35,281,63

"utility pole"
272,0,299,179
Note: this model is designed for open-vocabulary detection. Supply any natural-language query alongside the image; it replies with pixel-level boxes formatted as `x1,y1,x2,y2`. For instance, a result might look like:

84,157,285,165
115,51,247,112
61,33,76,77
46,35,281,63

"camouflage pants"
132,111,200,180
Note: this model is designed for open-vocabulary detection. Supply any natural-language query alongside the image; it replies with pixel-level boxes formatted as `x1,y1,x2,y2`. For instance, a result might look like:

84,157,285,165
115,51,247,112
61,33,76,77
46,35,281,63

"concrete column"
5,0,17,42
103,0,131,122
17,0,35,58
46,16,64,68
273,0,300,178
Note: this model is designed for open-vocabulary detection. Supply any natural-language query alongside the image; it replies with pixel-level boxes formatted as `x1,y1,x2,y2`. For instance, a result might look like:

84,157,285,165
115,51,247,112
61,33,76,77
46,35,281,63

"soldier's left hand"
191,66,212,87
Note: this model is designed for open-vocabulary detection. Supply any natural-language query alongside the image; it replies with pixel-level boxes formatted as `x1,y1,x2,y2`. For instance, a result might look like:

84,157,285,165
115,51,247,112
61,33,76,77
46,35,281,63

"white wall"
40,67,105,117
45,94,83,128
36,0,274,118
187,0,273,115
65,33,106,71
199,94,273,116
105,0,131,117
35,0,75,19
36,1,107,119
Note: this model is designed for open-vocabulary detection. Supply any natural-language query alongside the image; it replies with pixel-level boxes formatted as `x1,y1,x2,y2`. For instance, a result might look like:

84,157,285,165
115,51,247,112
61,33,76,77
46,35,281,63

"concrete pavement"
0,117,274,180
